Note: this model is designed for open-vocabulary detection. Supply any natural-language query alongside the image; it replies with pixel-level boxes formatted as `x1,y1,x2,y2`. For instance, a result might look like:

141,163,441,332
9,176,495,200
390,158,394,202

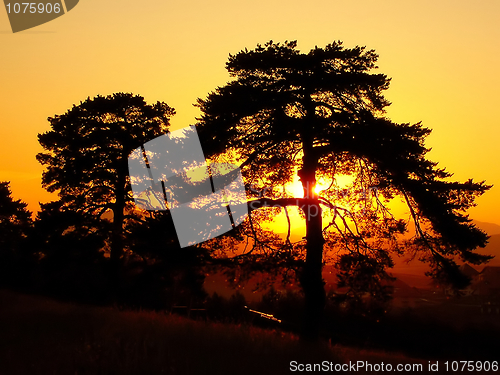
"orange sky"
1,0,500,227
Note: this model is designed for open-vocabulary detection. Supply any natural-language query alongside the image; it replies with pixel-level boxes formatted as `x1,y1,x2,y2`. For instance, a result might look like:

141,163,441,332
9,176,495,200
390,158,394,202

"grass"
3,290,466,374
0,290,339,374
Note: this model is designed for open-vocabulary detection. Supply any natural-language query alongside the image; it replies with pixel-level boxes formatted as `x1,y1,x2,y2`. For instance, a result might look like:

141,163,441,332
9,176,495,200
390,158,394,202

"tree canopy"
0,181,32,249
37,93,175,262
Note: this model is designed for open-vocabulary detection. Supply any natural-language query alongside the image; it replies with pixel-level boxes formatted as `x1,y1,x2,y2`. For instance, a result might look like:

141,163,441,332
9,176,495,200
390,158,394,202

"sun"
285,179,328,198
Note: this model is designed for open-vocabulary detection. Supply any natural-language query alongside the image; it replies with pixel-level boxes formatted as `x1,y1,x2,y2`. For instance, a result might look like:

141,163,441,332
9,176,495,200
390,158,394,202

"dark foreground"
0,289,452,375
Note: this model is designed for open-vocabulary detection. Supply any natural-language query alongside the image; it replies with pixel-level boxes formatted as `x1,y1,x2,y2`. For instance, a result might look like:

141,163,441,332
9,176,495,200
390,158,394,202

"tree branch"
247,197,310,212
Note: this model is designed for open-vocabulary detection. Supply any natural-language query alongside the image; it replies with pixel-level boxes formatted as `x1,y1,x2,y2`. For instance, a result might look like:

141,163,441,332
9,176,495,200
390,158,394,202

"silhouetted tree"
36,93,175,264
34,200,106,262
125,211,208,309
0,181,33,286
36,94,209,306
32,200,110,301
196,40,491,340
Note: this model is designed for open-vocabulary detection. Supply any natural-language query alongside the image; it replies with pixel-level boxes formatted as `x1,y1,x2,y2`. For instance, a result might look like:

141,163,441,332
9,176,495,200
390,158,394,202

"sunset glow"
1,0,499,227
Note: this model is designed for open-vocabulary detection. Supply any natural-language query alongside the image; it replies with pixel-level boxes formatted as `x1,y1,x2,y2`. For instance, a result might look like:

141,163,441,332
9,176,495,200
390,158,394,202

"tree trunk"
108,165,127,300
110,160,128,265
298,131,326,341
110,204,124,264
110,166,126,264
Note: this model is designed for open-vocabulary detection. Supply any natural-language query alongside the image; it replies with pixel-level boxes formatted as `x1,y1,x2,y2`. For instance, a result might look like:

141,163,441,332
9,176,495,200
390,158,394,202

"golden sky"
1,0,500,226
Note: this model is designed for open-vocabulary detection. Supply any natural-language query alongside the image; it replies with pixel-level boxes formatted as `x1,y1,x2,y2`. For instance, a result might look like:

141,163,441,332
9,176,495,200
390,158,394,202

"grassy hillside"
0,289,438,375
0,289,337,374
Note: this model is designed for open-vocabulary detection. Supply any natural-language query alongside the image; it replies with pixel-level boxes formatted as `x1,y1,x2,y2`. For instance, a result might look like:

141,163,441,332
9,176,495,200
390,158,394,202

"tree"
0,181,32,249
36,93,175,263
31,200,110,301
125,210,209,309
0,181,33,286
195,40,491,340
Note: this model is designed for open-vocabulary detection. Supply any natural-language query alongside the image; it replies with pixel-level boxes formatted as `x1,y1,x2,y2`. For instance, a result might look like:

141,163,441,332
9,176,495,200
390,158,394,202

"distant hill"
476,233,500,267
469,219,500,267
473,220,500,236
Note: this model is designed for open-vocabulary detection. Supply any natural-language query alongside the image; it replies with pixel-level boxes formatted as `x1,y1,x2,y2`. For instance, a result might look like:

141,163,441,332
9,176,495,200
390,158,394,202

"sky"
1,0,500,227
